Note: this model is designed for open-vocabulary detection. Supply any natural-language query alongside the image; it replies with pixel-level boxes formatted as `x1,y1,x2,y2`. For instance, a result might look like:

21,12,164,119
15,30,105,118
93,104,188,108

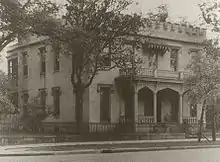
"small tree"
19,96,50,132
184,39,220,142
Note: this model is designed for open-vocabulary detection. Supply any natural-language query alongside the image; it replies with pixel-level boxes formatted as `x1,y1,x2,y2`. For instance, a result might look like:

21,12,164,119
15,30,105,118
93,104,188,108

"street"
0,147,220,162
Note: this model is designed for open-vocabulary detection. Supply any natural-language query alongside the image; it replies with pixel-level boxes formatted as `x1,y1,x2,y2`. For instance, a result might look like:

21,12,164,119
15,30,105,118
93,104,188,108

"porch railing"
119,68,186,80
138,116,154,124
89,123,117,133
0,114,20,133
183,117,198,124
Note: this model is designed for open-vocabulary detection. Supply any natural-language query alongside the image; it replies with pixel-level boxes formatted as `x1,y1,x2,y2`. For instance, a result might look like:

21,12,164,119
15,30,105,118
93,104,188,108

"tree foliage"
0,0,168,133
19,96,50,132
199,0,220,32
184,39,220,141
184,39,220,104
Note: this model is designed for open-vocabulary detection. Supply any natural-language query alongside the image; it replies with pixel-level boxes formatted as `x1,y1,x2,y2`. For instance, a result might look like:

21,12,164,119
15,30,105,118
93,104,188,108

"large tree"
0,0,169,133
184,39,220,142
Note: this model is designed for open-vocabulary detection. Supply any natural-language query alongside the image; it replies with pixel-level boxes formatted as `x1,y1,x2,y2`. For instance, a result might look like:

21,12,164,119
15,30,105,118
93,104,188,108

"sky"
128,0,203,23
0,0,206,73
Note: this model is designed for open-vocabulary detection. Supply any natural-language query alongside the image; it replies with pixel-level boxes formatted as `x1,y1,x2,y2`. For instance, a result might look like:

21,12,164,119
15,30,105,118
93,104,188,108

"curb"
3,138,215,149
1,145,220,156
0,150,98,157
101,144,220,153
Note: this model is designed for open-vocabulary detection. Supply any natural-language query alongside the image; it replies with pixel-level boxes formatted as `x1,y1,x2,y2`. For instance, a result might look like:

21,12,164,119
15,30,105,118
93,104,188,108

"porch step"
154,123,185,133
166,123,185,133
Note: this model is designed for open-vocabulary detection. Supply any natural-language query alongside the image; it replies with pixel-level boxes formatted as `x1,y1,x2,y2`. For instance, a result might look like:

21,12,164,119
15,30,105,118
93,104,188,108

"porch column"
179,93,183,124
153,92,157,123
134,88,139,123
133,87,138,133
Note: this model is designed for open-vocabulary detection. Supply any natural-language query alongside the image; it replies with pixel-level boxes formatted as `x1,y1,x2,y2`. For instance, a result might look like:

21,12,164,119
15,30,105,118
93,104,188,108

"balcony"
119,68,186,80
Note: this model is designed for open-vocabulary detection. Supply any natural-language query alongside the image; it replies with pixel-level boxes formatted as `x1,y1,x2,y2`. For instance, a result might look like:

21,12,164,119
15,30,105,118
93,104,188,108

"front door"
161,99,172,122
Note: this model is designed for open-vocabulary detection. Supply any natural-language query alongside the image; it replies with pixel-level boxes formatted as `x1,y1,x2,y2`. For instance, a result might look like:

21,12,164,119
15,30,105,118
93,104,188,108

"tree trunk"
212,105,216,141
198,100,206,142
75,85,84,134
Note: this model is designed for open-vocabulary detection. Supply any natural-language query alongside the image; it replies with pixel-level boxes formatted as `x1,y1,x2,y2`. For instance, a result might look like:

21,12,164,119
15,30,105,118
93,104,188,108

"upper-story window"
8,57,18,86
39,47,46,76
8,60,13,75
22,51,28,77
8,58,18,75
143,43,168,70
148,54,157,69
54,51,60,72
170,49,178,71
100,45,111,67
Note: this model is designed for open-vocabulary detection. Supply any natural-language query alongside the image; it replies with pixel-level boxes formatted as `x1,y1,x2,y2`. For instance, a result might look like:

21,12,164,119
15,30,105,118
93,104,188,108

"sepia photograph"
0,0,219,161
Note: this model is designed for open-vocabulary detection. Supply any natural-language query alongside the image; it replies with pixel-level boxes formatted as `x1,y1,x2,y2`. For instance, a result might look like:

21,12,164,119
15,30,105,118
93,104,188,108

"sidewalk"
1,138,220,156
4,138,219,149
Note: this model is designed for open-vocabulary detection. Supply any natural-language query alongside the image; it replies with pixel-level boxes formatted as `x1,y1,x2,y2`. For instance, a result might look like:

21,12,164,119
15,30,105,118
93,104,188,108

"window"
22,51,28,77
9,92,18,110
52,87,61,117
170,49,178,71
100,87,111,122
190,104,197,117
148,54,157,69
22,91,29,113
39,88,47,109
8,58,18,86
8,60,13,75
39,47,46,75
54,51,60,72
101,45,111,67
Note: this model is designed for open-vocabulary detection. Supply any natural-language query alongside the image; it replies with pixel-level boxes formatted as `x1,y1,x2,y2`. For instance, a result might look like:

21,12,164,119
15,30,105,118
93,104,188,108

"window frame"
170,48,179,72
101,45,111,68
38,47,46,76
54,51,60,72
38,88,47,109
99,86,111,123
22,51,28,77
52,87,61,117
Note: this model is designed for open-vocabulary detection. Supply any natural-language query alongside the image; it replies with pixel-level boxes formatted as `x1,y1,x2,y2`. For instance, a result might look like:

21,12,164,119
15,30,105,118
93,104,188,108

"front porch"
112,78,201,134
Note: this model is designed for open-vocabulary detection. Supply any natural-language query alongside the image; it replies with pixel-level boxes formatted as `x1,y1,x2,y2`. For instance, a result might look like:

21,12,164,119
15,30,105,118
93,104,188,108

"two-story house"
6,22,206,135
